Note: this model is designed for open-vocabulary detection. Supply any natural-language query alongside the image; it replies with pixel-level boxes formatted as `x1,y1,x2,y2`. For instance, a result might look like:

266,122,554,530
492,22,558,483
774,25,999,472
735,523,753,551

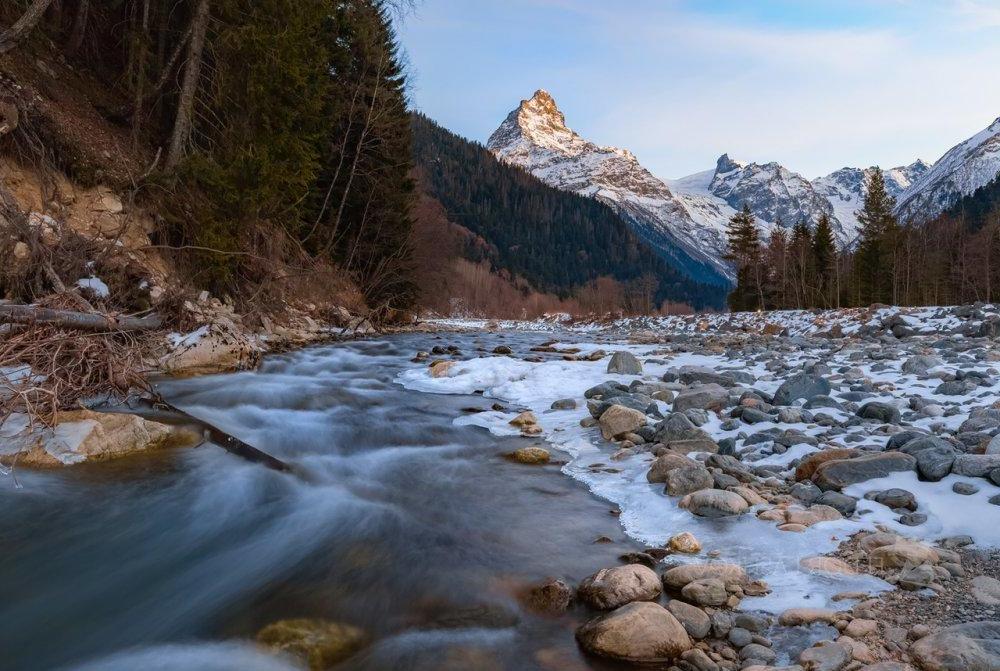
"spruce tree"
789,220,813,308
812,213,837,307
855,169,898,305
725,204,763,311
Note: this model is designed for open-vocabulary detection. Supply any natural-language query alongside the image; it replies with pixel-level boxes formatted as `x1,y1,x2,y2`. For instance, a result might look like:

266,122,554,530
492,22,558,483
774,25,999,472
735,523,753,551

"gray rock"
773,374,832,406
909,620,1000,671
799,640,851,671
915,447,957,481
680,489,750,518
576,601,693,662
673,384,730,413
550,398,577,410
585,381,629,399
898,512,928,526
816,491,858,516
902,355,943,376
728,626,753,648
813,452,917,491
665,465,715,497
953,454,1000,478
898,564,936,590
578,564,662,609
681,578,728,607
739,643,776,664
667,599,711,639
741,407,774,424
874,488,917,511
953,482,980,495
607,351,642,375
791,481,824,504
971,576,1000,606
857,402,902,424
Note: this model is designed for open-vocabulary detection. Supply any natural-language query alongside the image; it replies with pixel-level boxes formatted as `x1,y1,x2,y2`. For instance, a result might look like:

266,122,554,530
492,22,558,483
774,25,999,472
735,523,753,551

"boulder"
799,640,851,671
874,488,917,511
681,578,727,607
902,355,943,376
773,374,832,406
868,542,939,569
662,563,748,589
971,576,1000,606
673,384,729,413
0,409,195,467
578,564,662,609
607,351,643,375
667,600,711,639
795,449,859,482
857,402,902,424
647,452,700,483
679,489,750,518
575,602,692,662
665,465,715,496
256,618,368,670
599,405,648,440
909,620,1000,671
953,455,1000,478
813,452,917,491
159,323,262,375
779,608,838,626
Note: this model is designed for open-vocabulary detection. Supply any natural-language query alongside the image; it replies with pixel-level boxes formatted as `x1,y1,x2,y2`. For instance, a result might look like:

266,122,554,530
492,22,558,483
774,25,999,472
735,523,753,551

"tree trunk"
165,0,210,169
0,0,57,54
0,304,163,331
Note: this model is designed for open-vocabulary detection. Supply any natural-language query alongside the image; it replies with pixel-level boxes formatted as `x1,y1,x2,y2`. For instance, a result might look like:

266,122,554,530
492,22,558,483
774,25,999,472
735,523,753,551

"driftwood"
0,304,163,332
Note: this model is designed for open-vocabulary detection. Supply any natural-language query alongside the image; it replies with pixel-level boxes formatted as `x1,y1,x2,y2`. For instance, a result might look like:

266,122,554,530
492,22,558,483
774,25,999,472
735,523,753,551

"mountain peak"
715,154,748,174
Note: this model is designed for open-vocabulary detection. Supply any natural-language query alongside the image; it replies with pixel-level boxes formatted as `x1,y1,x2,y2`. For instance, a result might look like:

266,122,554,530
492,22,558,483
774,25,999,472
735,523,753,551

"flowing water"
0,332,650,671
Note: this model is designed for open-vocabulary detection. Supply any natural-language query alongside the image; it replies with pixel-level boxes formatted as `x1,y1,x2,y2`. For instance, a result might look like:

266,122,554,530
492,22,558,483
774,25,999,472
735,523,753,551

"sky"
396,0,1000,179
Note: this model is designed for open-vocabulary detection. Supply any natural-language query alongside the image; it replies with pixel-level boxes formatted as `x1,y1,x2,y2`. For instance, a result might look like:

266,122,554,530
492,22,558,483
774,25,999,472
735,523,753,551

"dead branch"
0,0,57,55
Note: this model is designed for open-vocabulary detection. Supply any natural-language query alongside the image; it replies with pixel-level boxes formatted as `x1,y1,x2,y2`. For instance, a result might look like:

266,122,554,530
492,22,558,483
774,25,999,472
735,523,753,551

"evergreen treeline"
411,113,726,311
3,0,416,313
726,170,1000,310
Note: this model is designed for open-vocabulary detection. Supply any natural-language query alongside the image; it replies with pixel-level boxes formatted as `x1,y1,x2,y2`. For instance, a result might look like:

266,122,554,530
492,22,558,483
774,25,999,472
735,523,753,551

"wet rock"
256,618,368,670
741,643,777,665
599,405,647,440
728,626,753,647
795,449,859,482
667,599,711,639
575,601,692,662
668,531,702,554
578,564,662,609
550,398,577,410
523,578,573,614
679,489,750,518
773,373,832,406
607,351,642,375
816,491,858,516
506,446,550,464
813,452,916,491
909,620,1000,671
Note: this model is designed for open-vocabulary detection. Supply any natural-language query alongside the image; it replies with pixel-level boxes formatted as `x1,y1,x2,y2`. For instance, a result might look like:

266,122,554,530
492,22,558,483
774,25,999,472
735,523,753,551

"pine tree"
725,204,764,311
812,213,837,307
855,169,898,305
789,220,813,307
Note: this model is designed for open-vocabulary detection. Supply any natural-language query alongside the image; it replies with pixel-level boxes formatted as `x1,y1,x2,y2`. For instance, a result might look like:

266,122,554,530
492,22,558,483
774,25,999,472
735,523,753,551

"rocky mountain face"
896,116,1000,224
488,90,1000,283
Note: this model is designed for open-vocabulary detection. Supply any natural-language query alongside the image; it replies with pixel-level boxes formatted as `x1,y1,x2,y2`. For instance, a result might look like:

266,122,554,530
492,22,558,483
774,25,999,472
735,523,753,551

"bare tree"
0,0,57,55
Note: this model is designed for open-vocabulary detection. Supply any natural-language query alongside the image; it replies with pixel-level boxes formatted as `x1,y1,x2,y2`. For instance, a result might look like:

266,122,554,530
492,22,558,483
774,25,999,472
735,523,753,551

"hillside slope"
412,113,726,311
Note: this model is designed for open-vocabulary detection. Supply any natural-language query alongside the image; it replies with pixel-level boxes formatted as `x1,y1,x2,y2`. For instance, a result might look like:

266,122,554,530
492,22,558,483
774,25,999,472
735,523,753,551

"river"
1,332,650,671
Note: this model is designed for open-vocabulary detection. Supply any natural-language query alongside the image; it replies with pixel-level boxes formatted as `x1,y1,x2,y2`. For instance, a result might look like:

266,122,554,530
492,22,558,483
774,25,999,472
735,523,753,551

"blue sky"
397,0,1000,179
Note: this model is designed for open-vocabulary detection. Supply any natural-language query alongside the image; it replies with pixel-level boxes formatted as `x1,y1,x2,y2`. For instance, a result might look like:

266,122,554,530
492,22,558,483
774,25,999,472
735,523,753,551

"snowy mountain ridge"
487,90,1000,283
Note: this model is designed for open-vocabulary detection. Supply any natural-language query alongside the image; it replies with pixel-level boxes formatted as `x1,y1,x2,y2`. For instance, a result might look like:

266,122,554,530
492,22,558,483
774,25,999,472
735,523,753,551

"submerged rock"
256,618,368,670
506,446,550,464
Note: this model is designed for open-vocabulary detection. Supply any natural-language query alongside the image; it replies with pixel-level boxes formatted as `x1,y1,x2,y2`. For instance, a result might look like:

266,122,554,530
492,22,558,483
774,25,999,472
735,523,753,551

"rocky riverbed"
402,304,1000,671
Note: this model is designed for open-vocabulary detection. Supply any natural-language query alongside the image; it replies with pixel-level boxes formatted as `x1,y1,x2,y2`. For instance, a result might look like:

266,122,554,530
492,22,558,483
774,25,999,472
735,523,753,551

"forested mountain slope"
411,113,726,311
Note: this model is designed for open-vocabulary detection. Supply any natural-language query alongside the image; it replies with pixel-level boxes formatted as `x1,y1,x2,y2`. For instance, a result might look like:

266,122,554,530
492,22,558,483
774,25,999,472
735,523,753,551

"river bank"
3,307,1000,670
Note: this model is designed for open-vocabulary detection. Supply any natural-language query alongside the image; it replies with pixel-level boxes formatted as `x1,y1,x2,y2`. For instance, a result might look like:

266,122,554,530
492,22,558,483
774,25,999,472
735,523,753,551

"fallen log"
0,304,163,332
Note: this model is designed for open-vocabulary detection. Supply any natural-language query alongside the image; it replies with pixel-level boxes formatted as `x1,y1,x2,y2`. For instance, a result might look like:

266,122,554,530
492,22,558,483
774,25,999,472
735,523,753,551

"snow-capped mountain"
813,161,930,242
487,89,730,284
488,89,998,284
896,116,1000,223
